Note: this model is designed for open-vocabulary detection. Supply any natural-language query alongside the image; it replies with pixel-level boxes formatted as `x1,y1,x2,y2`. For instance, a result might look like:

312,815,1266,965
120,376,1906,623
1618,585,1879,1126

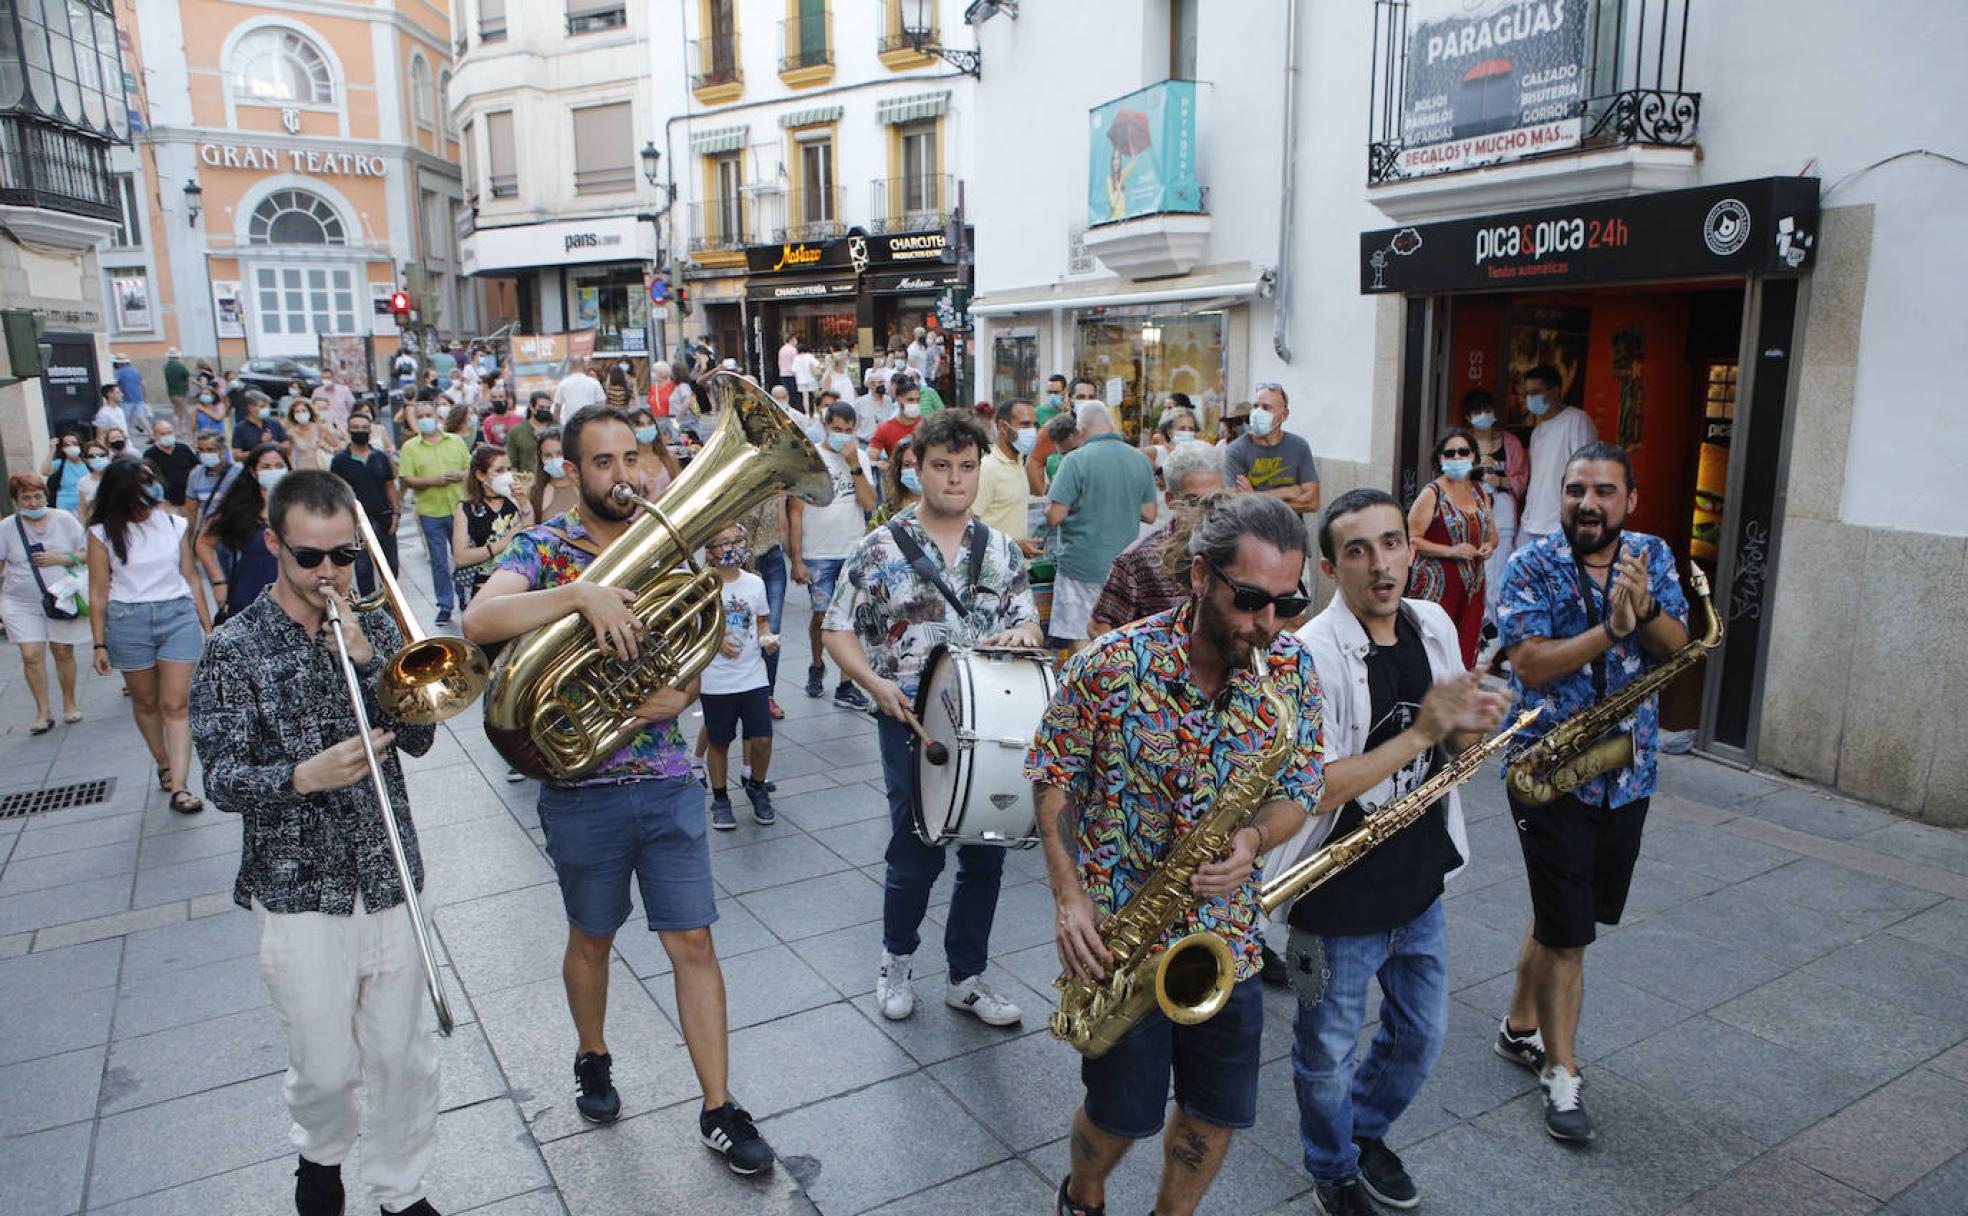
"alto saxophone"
1505,565,1722,808
1050,649,1300,1060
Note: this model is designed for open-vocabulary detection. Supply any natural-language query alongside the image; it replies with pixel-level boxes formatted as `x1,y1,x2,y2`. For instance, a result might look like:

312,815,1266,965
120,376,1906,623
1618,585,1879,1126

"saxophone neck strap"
1571,555,1610,701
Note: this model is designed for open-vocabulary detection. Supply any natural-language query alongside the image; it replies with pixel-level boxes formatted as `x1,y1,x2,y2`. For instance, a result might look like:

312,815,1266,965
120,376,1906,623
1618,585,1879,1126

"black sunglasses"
281,539,361,569
1440,447,1474,458
1208,560,1310,616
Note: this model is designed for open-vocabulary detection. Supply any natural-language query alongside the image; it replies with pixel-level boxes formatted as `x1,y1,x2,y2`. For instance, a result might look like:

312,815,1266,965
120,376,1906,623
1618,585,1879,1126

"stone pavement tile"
120,905,255,979
130,849,239,906
1855,820,1968,878
810,815,896,868
1885,898,1968,962
475,961,701,1143
646,942,837,1031
0,981,114,1067
0,1043,104,1137
0,835,138,897
613,897,780,980
771,785,890,833
0,933,120,1002
785,917,938,997
1602,1015,1874,1146
763,1071,1011,1214
86,1074,295,1205
761,771,841,800
0,1119,90,1216
992,939,1063,998
834,761,888,785
126,816,238,868
1640,816,1803,883
987,878,1068,955
438,1021,511,1112
112,948,268,1039
1787,1068,1968,1200
435,880,571,997
760,742,834,782
1732,857,1944,931
453,1191,568,1215
1620,857,1733,920
1658,755,1785,807
703,805,801,852
848,968,1051,1067
10,808,141,859
1886,1149,1968,1216
1662,1152,1881,1216
0,872,130,935
1025,1127,1308,1216
926,1026,1085,1152
1930,1040,1968,1085
1406,998,1540,1120
858,1157,1056,1216
775,710,883,747
86,1150,294,1216
1445,907,1527,994
712,831,854,896
421,813,556,910
728,1003,916,1118
0,930,28,958
31,898,183,952
1459,775,1512,823
1802,934,1968,1030
339,1097,553,1214
1589,918,1791,1011
186,890,235,918
101,1003,286,1115
1440,874,1533,936
1460,969,1696,1064
404,761,516,829
1736,784,1899,842
1656,883,1873,970
739,867,884,941
539,1100,815,1216
1712,971,1964,1087
1392,1121,1610,1213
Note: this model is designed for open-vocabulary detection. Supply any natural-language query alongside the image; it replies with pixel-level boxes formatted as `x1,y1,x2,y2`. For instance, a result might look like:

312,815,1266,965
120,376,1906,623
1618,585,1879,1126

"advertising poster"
317,334,375,392
510,330,598,399
1503,304,1589,425
1399,0,1590,176
111,274,152,332
212,281,245,339
369,283,401,337
1087,80,1201,225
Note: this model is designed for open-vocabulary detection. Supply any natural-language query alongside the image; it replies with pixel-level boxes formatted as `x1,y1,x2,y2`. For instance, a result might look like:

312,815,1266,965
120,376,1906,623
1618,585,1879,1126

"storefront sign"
1359,176,1820,294
744,228,973,276
197,142,387,177
1399,0,1590,177
746,277,858,302
1087,80,1201,226
464,217,656,273
746,240,854,275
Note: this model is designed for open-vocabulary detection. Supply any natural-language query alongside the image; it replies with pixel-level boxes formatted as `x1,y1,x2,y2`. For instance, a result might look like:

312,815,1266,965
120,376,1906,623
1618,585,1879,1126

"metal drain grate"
0,778,115,820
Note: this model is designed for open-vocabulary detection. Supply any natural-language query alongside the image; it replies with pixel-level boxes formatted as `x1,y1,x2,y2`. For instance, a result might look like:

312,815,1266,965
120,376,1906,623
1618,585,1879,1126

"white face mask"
292,409,311,423
1171,430,1197,445
155,433,177,449
62,445,81,459
902,402,922,420
1248,407,1276,437
1468,411,1497,431
489,471,514,498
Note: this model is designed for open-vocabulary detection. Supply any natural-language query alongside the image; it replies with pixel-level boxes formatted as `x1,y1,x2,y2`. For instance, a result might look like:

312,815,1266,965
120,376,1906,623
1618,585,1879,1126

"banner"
509,330,598,398
1087,80,1201,226
1399,0,1590,177
111,274,152,332
317,334,375,392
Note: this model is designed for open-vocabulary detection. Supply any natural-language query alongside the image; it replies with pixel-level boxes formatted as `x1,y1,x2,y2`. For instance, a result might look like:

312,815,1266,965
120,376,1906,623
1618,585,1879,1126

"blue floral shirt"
1496,530,1690,808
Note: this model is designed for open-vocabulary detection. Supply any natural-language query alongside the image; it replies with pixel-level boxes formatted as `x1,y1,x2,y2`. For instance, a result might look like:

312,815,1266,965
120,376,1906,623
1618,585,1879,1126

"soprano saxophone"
1050,649,1300,1060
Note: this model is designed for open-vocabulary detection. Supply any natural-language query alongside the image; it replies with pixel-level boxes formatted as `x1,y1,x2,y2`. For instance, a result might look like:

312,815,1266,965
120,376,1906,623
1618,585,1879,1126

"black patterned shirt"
190,591,437,914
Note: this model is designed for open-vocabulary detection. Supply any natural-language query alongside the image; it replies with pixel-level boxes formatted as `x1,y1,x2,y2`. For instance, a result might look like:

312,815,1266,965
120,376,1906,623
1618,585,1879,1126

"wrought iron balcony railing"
751,187,845,243
688,199,752,253
869,173,951,234
877,0,934,55
691,35,743,92
0,115,120,222
780,7,833,73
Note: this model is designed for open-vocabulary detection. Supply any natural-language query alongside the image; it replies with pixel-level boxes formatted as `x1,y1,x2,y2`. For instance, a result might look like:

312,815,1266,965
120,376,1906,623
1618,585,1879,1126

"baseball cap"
112,353,129,364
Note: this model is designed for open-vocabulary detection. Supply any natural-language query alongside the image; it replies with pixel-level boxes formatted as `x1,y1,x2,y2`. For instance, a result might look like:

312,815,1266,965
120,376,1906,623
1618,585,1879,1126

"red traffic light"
389,291,410,315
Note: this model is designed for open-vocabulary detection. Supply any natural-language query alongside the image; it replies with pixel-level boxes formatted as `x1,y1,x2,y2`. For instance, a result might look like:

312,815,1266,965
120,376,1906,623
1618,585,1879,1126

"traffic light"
390,290,410,319
674,284,691,317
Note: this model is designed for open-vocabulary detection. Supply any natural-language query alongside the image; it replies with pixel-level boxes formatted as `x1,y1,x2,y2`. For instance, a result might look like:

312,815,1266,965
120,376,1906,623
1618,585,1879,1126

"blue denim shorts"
803,556,845,614
1081,974,1265,1139
103,596,203,671
537,776,717,937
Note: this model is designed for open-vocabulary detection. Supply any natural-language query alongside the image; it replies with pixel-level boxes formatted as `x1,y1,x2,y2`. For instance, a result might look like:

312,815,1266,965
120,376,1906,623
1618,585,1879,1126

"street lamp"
182,178,203,227
903,0,984,78
640,142,662,188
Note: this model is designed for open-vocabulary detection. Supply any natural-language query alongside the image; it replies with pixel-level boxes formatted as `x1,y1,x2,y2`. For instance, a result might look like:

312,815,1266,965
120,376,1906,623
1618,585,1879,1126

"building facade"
967,0,1968,823
99,0,469,390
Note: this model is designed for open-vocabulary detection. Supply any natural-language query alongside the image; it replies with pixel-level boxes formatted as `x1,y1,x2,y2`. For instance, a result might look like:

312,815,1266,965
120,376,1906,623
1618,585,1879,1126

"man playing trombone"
190,470,443,1216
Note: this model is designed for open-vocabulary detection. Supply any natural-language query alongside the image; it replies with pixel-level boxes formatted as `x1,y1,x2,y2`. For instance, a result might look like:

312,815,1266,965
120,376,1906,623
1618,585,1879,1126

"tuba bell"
483,371,835,782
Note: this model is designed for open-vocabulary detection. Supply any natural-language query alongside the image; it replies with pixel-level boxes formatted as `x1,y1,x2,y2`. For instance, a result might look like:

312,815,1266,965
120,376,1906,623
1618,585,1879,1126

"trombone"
318,510,491,1036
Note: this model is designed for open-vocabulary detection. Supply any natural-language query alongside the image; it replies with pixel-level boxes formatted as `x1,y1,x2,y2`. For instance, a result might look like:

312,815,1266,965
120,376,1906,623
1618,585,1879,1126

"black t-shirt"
331,448,396,521
144,443,199,505
1289,612,1460,937
233,417,286,453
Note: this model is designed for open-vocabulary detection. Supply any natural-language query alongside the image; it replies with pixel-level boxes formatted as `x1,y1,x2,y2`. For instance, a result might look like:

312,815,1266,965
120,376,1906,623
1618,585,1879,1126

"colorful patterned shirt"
1092,527,1190,632
823,513,1036,698
1497,529,1691,808
493,509,694,786
1025,606,1325,982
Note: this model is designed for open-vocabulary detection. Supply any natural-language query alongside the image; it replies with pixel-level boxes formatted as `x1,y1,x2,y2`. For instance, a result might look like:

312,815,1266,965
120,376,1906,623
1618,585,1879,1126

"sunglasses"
1208,560,1311,617
281,539,361,569
1440,447,1474,458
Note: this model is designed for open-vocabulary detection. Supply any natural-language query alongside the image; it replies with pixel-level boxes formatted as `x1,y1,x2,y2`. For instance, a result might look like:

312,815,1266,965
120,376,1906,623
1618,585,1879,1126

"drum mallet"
902,712,951,766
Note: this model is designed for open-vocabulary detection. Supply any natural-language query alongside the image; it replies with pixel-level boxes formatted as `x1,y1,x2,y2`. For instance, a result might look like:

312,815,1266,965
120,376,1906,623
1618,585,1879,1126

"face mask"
1441,458,1475,480
110,439,128,451
712,543,750,568
416,417,440,434
292,410,311,423
1468,411,1496,431
633,425,660,445
1012,426,1038,455
199,395,215,405
543,456,567,478
1525,393,1550,417
199,451,222,468
902,402,922,420
348,430,371,447
1171,430,1197,445
86,456,111,472
1248,407,1276,437
1046,393,1063,407
21,506,49,520
900,468,922,494
144,481,167,502
155,434,177,449
257,468,288,492
62,445,81,459
825,431,852,453
533,409,553,423
490,472,514,498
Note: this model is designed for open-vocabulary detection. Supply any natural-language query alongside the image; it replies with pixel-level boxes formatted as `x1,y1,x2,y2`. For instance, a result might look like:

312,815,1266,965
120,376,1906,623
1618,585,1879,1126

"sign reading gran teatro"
197,142,388,177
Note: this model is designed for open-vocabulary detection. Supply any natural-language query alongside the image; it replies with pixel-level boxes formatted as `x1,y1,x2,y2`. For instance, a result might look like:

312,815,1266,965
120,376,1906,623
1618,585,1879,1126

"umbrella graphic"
1103,108,1153,220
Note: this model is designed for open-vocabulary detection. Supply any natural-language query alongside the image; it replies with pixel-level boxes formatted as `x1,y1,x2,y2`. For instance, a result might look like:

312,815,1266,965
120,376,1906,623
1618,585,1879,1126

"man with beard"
1029,493,1324,1216
462,406,774,1177
1493,441,1689,1142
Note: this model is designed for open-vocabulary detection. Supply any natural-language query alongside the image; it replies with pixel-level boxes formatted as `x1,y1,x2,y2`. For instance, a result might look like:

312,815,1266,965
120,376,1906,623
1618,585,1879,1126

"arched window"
438,68,456,137
231,28,335,105
248,189,348,245
409,54,433,129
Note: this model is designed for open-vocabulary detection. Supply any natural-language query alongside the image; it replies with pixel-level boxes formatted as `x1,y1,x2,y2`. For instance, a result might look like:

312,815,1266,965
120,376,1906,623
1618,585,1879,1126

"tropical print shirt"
1497,529,1691,808
494,509,694,786
823,513,1035,698
1025,606,1324,982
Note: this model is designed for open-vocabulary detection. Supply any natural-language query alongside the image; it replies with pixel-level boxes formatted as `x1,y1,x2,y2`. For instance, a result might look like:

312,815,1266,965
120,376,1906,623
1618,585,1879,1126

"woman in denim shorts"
86,459,211,813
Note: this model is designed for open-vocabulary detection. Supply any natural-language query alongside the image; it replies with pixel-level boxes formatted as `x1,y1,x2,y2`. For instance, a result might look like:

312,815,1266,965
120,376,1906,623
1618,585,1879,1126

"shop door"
40,333,102,435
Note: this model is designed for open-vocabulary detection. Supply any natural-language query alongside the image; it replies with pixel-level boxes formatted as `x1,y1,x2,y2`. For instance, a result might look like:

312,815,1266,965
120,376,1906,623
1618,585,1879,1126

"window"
1170,0,1198,79
879,0,934,56
254,265,359,338
230,28,335,106
783,0,830,72
420,189,450,261
109,174,142,248
572,102,634,194
247,188,347,245
12,2,128,136
710,150,743,243
438,69,456,137
409,55,433,129
487,110,517,197
567,0,627,34
480,0,508,41
796,131,835,236
899,118,938,211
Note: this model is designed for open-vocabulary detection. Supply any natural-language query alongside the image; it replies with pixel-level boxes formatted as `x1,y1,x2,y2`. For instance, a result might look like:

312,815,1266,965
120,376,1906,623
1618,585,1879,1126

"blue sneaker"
743,778,775,825
710,794,737,831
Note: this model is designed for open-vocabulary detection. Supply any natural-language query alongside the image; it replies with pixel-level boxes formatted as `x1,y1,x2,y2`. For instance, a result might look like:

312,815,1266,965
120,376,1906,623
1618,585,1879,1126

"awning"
690,125,748,155
876,90,951,125
779,105,844,129
969,268,1272,317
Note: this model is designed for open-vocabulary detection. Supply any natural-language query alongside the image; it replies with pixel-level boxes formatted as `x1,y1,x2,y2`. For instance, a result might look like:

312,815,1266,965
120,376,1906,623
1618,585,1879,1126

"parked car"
234,357,322,398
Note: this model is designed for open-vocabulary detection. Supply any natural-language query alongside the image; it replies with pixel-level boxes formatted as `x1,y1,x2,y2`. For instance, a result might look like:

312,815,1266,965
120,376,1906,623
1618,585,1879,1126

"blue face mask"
900,468,922,494
416,416,440,434
634,425,660,445
198,451,222,468
1013,426,1038,455
1248,407,1276,437
1468,411,1496,431
1170,430,1197,445
825,431,852,453
144,480,167,502
86,456,111,473
543,456,567,478
1441,458,1475,480
21,506,50,520
257,468,288,492
1525,393,1550,417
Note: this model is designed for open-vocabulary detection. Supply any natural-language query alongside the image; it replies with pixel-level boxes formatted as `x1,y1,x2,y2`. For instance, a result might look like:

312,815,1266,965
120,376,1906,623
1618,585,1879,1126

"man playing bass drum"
1493,441,1689,1143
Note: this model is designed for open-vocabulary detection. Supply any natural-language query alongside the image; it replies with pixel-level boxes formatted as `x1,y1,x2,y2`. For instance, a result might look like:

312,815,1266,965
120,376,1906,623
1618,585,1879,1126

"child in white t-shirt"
699,522,778,829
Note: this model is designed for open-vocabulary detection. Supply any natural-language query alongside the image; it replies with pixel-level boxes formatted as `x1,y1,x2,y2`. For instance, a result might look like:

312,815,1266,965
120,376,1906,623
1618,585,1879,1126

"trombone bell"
347,510,490,725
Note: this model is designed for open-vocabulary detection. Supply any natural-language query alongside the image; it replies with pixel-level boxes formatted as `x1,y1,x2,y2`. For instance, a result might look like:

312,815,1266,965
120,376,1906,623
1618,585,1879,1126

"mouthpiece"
608,483,635,505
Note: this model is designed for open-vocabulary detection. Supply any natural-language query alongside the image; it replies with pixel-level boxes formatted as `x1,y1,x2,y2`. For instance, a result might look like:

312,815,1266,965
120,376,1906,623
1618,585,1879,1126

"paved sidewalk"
3,526,1968,1214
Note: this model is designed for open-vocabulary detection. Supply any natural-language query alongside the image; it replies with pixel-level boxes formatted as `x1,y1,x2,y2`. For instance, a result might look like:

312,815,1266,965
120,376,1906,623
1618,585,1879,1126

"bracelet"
92,642,107,650
1637,599,1662,624
1603,619,1631,643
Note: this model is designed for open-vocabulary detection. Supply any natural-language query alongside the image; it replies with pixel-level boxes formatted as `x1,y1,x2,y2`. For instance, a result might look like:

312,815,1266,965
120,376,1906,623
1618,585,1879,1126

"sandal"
29,717,54,736
168,790,204,815
63,710,82,724
157,765,171,791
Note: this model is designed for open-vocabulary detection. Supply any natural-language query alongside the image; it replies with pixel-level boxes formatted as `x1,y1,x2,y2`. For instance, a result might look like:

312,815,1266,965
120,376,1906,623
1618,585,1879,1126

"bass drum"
911,644,1055,849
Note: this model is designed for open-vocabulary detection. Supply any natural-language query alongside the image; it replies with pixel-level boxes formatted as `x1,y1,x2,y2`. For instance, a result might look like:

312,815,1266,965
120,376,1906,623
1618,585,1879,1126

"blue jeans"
418,513,453,614
755,545,787,693
1290,898,1449,1184
877,715,1003,981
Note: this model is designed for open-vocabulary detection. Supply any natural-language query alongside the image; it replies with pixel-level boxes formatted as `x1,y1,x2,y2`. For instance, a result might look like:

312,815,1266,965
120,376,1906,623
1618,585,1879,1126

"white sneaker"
945,973,1023,1026
876,950,915,1020
504,767,525,783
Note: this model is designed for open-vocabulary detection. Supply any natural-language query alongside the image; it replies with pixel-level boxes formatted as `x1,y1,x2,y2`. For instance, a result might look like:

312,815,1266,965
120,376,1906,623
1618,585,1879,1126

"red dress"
1407,480,1491,667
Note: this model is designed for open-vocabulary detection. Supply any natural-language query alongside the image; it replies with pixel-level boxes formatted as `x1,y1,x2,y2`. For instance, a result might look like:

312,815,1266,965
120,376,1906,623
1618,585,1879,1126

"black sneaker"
1312,1177,1375,1216
433,609,452,626
699,1101,773,1175
709,794,737,831
1259,943,1291,988
1055,1174,1104,1216
804,664,826,698
1355,1137,1418,1209
294,1156,343,1216
573,1051,621,1124
1495,1018,1546,1074
743,778,775,826
381,1201,441,1215
1542,1064,1596,1143
832,682,871,711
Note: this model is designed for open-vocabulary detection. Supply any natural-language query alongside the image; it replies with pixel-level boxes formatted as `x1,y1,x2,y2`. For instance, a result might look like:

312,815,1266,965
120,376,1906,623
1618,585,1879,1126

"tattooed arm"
1036,782,1111,982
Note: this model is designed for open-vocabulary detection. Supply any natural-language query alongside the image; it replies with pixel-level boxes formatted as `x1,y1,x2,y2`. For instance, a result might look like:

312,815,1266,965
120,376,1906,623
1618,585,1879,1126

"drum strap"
888,520,985,618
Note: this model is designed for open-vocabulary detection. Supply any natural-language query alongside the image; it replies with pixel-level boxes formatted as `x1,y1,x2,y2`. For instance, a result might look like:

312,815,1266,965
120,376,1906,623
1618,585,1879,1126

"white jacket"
1262,595,1472,940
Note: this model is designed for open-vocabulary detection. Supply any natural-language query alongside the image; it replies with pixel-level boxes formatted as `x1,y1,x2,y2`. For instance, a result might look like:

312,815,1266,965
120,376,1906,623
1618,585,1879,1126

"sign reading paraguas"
1087,79,1201,226
1398,0,1591,177
1359,177,1821,294
464,216,657,274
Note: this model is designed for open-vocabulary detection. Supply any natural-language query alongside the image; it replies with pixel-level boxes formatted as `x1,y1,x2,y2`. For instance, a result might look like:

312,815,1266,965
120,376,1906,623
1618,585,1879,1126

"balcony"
691,34,744,103
1081,80,1208,279
876,0,935,67
752,187,845,243
0,115,120,226
780,7,834,85
869,173,951,235
688,199,752,254
1365,0,1700,216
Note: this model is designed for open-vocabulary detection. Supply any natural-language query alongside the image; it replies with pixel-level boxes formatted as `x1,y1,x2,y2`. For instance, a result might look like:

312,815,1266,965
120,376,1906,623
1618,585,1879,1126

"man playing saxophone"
1028,493,1324,1216
1493,441,1689,1143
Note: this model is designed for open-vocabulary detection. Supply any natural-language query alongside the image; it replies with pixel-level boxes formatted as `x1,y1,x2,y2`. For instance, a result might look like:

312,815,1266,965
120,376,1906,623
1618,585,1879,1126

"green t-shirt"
1047,432,1157,584
1035,399,1065,426
398,432,471,518
505,420,539,475
919,385,946,416
163,359,190,397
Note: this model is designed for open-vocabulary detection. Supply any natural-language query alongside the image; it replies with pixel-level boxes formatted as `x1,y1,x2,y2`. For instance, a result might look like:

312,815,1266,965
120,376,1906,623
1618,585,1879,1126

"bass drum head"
912,645,968,845
912,646,1052,849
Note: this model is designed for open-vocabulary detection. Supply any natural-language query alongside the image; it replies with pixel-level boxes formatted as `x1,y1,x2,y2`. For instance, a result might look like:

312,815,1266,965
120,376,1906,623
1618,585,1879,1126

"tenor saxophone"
1505,565,1722,808
1050,649,1300,1060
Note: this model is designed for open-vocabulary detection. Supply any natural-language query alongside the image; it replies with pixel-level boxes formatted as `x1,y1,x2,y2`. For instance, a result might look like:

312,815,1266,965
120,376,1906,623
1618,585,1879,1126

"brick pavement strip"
3,574,1967,1213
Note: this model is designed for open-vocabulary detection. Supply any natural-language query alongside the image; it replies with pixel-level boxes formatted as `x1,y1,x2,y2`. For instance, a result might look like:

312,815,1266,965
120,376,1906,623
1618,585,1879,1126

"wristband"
1638,599,1663,624
1603,619,1631,643
93,642,107,650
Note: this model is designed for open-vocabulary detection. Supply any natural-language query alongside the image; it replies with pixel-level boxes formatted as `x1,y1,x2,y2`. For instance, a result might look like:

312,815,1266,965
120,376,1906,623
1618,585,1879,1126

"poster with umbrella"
1087,81,1201,225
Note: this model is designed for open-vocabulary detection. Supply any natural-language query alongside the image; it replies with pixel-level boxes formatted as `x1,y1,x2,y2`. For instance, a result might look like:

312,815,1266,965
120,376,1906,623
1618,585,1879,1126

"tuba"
483,372,834,781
